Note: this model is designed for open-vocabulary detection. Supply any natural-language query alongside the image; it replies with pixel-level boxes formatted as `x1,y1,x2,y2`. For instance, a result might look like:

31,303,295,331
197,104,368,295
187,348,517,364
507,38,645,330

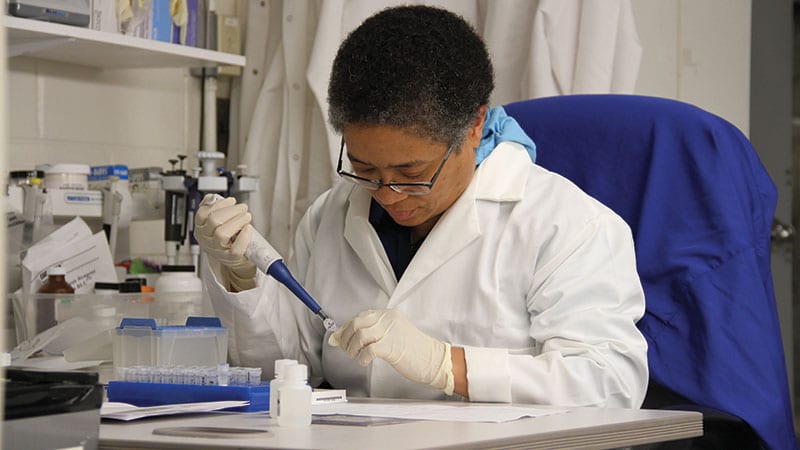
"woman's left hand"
329,309,454,394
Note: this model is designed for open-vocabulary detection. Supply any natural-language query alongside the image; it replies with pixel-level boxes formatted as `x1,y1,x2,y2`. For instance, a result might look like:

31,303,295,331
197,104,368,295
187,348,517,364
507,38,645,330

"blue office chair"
504,95,797,450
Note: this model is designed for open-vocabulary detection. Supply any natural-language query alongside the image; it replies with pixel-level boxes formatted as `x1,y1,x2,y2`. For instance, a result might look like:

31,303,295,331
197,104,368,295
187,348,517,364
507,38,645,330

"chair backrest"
504,94,795,450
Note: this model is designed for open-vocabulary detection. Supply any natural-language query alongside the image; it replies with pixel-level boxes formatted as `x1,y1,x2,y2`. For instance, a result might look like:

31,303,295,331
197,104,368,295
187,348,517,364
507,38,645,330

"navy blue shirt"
368,200,425,280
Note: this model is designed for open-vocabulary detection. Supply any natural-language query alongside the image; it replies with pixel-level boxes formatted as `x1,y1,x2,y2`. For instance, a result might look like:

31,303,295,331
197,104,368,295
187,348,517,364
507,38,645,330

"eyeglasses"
336,138,455,196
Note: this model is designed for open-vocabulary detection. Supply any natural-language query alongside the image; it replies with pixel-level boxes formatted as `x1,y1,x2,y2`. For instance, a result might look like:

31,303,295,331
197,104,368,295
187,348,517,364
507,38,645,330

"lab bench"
98,398,702,450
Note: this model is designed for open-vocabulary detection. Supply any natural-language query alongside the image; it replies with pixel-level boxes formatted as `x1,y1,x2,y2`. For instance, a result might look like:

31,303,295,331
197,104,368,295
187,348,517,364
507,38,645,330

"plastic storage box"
113,317,227,368
11,289,213,345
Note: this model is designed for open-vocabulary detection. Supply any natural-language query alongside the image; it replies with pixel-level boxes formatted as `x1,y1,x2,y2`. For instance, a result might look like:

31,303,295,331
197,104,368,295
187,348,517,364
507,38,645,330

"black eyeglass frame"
336,138,456,196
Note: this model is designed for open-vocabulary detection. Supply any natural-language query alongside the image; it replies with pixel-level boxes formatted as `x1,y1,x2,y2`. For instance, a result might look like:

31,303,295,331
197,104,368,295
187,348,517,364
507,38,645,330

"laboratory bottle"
43,163,90,190
37,265,74,331
155,265,203,324
155,265,202,302
277,364,312,428
269,359,298,418
83,282,118,329
39,265,74,294
91,305,118,330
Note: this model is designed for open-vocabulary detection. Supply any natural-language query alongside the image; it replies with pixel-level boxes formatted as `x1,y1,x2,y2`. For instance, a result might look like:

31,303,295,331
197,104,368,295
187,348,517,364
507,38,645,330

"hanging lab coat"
234,0,642,257
204,142,649,408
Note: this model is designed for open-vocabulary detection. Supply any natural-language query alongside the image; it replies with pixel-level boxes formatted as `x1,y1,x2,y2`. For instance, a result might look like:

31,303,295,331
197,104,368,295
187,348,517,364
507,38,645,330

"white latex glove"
194,194,256,291
329,309,454,395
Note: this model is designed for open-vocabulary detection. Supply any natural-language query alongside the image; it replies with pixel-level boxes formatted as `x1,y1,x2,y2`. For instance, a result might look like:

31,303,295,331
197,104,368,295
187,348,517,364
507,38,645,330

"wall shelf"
4,16,245,69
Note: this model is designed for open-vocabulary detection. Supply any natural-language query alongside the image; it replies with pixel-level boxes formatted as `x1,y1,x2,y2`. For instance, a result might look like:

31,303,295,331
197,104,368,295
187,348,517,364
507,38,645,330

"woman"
196,5,648,407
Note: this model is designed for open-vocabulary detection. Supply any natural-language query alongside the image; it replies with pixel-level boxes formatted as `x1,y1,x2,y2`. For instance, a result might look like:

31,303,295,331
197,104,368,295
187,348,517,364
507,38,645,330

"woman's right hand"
194,194,257,291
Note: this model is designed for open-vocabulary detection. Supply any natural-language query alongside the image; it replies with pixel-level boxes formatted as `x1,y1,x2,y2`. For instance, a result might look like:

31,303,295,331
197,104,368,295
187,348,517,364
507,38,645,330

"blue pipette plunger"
205,195,337,331
244,224,337,331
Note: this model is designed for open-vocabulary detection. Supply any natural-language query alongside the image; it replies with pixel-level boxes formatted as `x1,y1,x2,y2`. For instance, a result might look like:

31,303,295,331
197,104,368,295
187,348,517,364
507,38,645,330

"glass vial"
277,364,311,428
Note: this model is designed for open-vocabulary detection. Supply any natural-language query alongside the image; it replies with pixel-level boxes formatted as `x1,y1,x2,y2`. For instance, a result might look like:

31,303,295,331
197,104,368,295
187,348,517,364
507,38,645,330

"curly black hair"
327,5,494,148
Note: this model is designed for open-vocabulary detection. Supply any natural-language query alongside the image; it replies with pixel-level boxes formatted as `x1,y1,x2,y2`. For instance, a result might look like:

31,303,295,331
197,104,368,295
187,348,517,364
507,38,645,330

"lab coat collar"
390,143,531,304
474,141,530,202
344,187,398,296
343,142,531,305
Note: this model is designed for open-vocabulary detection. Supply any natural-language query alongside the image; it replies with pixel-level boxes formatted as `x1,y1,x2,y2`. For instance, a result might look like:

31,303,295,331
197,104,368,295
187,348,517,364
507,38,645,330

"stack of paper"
12,217,119,344
101,401,251,421
21,216,118,294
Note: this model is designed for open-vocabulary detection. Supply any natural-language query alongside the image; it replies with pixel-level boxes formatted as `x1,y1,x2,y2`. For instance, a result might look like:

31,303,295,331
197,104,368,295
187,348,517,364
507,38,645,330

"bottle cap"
284,363,307,382
9,170,32,181
118,281,142,293
273,359,298,378
161,265,196,273
94,282,119,292
48,265,67,276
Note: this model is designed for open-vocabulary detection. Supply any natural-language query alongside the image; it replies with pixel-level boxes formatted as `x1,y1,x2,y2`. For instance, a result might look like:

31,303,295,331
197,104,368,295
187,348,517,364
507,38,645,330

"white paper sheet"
311,402,568,423
101,401,251,421
22,217,118,294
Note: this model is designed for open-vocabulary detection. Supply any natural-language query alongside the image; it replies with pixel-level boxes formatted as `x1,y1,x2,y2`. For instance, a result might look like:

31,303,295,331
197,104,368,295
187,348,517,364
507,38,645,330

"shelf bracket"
9,37,77,58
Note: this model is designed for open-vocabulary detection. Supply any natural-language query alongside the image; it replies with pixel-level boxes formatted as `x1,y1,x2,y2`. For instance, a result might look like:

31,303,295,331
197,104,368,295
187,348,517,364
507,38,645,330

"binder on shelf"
7,0,91,27
150,0,171,42
172,0,199,46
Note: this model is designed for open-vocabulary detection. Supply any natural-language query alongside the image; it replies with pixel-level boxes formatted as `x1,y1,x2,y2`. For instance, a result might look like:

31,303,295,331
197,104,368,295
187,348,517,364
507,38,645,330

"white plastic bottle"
155,265,203,324
277,364,312,428
155,265,202,301
269,359,298,418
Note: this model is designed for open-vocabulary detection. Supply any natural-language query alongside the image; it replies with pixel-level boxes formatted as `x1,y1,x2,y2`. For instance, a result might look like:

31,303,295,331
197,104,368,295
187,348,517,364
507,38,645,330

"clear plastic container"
54,292,142,329
112,317,228,369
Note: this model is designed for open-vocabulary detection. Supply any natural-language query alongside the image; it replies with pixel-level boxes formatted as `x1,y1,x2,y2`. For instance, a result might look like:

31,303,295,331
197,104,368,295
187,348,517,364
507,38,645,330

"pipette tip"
317,311,337,332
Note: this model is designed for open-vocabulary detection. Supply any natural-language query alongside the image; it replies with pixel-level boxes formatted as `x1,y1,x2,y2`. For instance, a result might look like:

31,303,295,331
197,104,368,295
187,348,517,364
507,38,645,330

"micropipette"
204,195,337,331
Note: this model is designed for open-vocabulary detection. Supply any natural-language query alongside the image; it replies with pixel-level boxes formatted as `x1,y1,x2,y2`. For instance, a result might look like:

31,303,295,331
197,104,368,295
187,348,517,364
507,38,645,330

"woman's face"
342,113,484,238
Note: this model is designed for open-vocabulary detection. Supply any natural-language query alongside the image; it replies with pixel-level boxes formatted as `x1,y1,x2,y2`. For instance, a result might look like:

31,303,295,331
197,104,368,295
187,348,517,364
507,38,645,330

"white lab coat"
204,142,649,408
233,0,642,257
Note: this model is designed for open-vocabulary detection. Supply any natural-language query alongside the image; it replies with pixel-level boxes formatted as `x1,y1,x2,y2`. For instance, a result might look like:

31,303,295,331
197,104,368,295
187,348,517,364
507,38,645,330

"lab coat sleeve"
201,190,331,384
464,212,648,408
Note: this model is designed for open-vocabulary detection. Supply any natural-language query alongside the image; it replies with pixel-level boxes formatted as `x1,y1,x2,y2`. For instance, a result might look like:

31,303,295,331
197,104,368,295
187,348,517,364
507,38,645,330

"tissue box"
113,317,227,368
